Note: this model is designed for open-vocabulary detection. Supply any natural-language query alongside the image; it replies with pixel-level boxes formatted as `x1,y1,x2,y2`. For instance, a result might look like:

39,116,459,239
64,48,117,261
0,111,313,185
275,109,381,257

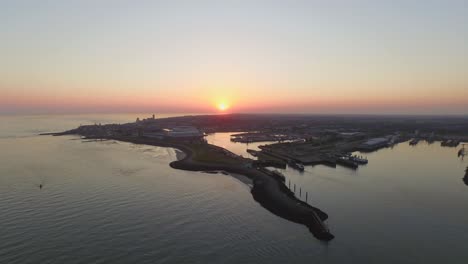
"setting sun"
217,102,229,111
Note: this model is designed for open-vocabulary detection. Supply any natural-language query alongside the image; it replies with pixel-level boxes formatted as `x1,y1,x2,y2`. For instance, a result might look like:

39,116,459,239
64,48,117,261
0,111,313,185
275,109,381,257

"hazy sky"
1,0,467,114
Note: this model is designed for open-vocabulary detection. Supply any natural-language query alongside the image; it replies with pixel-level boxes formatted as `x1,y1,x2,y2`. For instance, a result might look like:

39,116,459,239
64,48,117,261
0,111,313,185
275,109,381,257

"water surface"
208,132,468,263
1,116,467,263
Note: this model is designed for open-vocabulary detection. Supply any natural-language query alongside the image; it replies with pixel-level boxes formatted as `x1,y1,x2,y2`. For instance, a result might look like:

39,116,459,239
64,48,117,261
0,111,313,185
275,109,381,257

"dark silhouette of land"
44,113,468,241
108,136,334,241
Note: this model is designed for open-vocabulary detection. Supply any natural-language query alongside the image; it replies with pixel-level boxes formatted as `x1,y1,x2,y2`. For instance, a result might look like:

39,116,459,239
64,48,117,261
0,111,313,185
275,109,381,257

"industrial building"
359,137,389,151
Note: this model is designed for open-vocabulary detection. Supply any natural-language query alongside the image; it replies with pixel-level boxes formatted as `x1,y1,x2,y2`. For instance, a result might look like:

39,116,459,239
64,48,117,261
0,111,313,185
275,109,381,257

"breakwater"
53,134,334,241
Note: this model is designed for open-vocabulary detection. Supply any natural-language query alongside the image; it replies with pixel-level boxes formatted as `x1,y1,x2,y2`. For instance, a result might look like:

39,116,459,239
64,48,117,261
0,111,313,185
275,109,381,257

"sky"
1,0,467,115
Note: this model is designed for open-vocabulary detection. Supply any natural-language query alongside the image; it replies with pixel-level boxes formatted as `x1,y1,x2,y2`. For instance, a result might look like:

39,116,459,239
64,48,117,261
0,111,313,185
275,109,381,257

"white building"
163,126,204,138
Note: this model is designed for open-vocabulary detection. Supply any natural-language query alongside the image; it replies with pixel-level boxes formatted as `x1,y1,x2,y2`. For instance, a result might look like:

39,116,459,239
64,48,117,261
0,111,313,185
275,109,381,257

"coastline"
227,172,254,187
174,149,187,161
48,133,335,241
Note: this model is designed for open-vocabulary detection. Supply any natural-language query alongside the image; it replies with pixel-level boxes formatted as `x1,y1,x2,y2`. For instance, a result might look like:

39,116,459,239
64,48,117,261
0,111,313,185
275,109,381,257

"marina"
2,115,468,263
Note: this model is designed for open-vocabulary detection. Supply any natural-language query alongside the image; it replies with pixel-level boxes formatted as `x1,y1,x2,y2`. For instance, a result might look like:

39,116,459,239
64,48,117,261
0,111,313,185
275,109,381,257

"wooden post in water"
288,179,291,189
294,184,296,193
300,187,302,197
306,192,308,203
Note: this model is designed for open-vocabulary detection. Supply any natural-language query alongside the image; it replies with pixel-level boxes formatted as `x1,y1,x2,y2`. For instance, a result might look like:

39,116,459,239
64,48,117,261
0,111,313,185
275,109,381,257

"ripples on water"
0,115,327,264
1,115,468,263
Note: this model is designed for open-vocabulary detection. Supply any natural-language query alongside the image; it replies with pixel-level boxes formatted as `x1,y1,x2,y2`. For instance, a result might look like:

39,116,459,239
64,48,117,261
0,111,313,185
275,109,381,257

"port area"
257,137,371,170
50,133,335,241
167,143,334,241
230,132,300,143
44,114,468,241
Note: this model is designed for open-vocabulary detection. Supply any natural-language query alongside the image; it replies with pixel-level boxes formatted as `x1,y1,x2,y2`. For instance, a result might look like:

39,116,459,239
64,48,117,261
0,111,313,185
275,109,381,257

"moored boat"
288,160,305,171
349,155,368,164
336,157,358,169
409,138,420,145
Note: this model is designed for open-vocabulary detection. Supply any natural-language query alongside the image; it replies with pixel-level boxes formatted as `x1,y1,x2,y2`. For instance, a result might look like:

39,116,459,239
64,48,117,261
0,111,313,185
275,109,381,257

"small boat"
336,157,358,169
459,149,465,157
288,161,305,171
409,138,420,146
295,163,305,171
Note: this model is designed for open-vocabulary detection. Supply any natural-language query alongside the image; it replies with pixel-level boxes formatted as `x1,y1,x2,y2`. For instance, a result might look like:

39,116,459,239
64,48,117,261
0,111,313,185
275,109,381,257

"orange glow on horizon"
2,89,468,114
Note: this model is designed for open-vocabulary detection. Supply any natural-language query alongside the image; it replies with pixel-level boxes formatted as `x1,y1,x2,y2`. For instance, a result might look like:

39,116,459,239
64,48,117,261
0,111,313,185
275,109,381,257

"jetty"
165,140,335,240
48,131,334,241
166,143,333,240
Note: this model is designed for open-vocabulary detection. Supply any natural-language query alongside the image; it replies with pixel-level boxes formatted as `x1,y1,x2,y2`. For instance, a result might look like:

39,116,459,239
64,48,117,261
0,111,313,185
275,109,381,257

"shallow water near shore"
1,115,468,263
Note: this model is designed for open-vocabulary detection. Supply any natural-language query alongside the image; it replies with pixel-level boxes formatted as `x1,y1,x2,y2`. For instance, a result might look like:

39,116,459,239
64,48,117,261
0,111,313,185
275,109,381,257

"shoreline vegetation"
47,132,335,241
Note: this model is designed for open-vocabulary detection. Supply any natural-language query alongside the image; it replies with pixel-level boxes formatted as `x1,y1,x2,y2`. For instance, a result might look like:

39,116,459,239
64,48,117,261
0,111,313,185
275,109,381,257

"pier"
285,178,332,238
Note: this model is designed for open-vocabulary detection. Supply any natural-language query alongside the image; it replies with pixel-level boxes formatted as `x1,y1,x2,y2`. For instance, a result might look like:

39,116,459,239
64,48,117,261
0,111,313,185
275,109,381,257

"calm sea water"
1,115,467,263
